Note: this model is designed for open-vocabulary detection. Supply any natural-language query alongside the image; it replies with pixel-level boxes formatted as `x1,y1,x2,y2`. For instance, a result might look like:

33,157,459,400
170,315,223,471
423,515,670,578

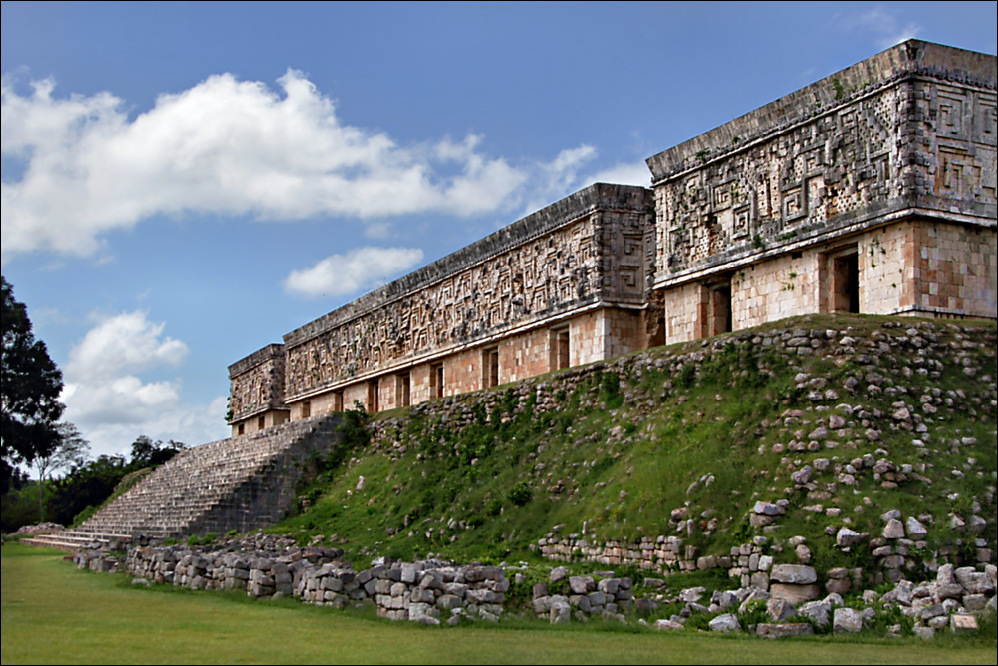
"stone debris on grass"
72,531,996,641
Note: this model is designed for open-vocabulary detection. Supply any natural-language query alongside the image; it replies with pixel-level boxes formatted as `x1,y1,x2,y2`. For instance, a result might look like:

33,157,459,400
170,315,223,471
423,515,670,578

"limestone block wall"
74,537,996,629
662,218,997,344
851,219,998,320
573,309,639,366
662,282,708,344
342,383,369,414
278,184,654,414
227,41,993,420
531,573,635,622
903,220,997,318
497,328,551,384
249,313,639,417
116,543,508,624
731,252,823,329
536,524,995,595
436,348,480,402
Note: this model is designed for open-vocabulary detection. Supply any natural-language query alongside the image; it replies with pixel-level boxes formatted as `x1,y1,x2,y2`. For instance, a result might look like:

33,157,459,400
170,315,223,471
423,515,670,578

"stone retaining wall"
530,567,635,623
536,514,993,598
71,536,996,638
76,536,507,625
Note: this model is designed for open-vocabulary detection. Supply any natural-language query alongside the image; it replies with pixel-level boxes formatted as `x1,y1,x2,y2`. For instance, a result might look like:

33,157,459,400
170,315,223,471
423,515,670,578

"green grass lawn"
3,543,995,665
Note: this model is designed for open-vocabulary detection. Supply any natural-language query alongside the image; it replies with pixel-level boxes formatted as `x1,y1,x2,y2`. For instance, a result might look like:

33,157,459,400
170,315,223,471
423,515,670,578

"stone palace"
228,40,997,436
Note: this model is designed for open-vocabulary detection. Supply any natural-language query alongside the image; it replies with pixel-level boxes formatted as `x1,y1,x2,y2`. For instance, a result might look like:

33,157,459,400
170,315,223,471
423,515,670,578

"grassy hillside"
275,313,997,577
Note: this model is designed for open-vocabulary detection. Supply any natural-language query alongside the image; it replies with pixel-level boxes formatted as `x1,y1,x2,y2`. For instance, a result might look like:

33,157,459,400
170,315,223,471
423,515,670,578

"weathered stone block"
770,564,817,585
436,594,463,611
833,607,864,633
766,598,798,622
756,623,814,639
708,613,741,633
950,614,979,633
769,583,821,605
569,575,594,594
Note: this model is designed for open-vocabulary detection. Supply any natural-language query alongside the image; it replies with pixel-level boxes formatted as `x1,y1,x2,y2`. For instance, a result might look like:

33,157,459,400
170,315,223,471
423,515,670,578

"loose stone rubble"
72,533,995,637
76,534,506,625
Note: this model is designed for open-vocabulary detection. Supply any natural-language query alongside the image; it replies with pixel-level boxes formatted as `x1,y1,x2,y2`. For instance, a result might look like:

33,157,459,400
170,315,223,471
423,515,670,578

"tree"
128,435,186,469
32,421,90,522
48,454,129,526
1,276,65,492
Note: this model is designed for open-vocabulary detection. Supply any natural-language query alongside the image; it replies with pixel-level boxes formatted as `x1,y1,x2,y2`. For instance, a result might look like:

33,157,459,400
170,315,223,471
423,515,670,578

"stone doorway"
396,372,411,407
824,246,860,313
709,281,732,336
833,252,860,313
550,327,571,371
482,346,500,389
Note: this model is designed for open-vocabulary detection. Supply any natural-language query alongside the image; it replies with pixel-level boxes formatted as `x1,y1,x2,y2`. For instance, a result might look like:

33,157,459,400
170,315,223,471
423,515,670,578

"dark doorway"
833,252,860,313
396,373,411,407
431,363,444,399
709,283,732,336
483,347,500,388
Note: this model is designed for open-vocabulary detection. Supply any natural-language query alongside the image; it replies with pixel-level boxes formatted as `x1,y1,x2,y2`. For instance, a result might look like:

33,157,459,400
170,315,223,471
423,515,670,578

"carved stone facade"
227,344,289,435
230,183,657,432
229,40,996,434
646,40,996,343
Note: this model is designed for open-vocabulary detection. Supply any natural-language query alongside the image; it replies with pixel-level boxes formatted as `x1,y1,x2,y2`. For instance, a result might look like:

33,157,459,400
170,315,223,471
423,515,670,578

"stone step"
76,413,342,538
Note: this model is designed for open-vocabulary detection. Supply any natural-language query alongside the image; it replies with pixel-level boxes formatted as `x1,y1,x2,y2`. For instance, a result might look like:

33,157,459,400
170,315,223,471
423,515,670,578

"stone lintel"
231,404,288,423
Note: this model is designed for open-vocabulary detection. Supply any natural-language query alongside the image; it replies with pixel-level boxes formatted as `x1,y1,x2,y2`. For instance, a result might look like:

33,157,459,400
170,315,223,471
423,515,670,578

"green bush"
508,482,533,507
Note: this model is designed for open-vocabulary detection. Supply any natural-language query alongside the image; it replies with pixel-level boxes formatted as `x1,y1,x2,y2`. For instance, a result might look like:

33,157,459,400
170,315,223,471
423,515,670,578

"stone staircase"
54,413,343,541
20,529,132,553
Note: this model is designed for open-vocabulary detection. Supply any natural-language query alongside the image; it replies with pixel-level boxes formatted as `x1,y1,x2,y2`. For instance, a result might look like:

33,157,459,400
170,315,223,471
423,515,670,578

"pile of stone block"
531,566,634,623
80,537,508,626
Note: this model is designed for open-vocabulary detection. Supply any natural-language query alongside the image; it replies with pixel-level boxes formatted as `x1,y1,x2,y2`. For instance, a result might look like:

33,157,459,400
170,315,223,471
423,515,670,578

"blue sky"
2,1,996,463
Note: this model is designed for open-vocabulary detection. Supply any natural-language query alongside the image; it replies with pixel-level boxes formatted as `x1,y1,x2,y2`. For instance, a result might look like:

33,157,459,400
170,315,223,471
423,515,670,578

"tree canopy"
32,422,91,521
1,276,66,492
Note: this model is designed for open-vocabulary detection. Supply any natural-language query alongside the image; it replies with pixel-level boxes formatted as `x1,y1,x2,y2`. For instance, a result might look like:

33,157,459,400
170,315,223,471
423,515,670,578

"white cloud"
61,375,183,426
65,311,188,382
841,7,921,50
284,246,425,298
1,70,596,263
363,221,393,240
584,160,652,188
69,396,231,459
60,311,226,458
518,145,599,216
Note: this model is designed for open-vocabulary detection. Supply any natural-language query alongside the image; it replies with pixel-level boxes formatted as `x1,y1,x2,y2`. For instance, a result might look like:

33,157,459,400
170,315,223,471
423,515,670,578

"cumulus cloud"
1,70,596,263
65,311,188,382
60,311,226,457
70,396,231,459
61,375,183,426
284,246,425,298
